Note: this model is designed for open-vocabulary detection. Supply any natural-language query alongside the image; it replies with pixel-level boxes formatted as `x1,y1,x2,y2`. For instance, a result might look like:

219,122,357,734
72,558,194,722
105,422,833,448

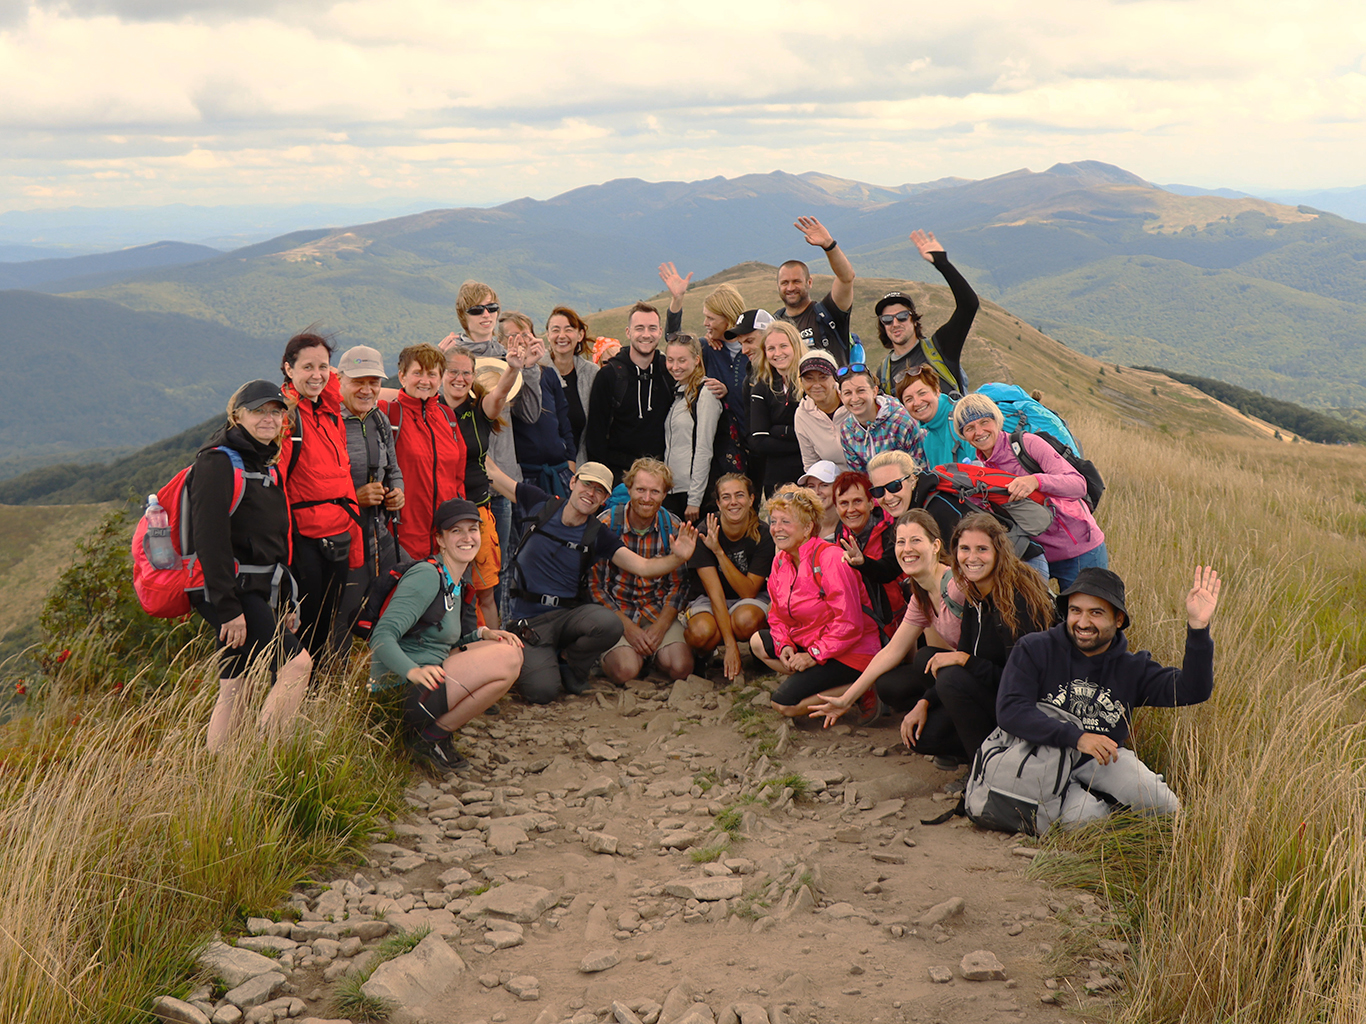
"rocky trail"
156,674,1132,1024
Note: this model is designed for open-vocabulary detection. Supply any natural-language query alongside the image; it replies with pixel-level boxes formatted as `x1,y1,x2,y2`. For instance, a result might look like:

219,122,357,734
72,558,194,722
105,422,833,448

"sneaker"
852,689,884,727
560,661,592,695
407,733,469,774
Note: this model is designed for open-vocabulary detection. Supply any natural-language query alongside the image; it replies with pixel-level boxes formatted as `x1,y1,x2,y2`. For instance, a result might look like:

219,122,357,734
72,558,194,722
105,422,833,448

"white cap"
799,460,839,485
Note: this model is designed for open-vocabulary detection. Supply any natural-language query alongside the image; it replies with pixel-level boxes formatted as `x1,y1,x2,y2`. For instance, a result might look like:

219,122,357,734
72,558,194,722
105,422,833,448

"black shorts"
194,590,302,680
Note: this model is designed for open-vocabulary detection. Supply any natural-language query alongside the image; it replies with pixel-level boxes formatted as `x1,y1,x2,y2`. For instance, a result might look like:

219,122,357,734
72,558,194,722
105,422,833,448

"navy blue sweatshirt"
514,366,576,471
997,623,1215,751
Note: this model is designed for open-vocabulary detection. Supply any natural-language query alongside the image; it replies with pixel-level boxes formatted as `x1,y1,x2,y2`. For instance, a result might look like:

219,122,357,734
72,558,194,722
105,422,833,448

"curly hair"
949,512,1054,639
624,457,674,494
763,486,824,540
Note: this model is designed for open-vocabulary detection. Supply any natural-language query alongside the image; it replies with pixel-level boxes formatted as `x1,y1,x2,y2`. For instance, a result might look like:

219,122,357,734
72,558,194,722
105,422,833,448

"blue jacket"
514,367,576,472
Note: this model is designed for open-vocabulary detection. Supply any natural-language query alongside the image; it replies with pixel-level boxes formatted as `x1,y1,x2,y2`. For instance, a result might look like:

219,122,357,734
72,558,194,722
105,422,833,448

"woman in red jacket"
750,487,882,719
278,331,361,663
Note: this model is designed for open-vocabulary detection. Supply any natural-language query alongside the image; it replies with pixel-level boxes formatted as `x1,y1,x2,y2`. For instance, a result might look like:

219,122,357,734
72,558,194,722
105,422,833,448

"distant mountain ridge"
0,240,220,292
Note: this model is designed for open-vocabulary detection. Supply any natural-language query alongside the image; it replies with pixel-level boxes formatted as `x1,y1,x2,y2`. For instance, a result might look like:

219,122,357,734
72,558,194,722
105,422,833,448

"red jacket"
280,376,361,568
382,391,467,559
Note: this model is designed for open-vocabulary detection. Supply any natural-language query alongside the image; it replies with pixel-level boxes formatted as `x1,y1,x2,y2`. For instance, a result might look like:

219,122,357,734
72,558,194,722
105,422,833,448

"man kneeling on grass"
995,565,1221,825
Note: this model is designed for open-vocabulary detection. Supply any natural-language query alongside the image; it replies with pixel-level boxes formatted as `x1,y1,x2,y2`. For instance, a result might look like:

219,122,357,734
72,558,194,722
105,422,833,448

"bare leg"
771,687,847,718
207,677,246,753
476,588,501,630
684,613,720,654
433,641,522,732
731,605,766,642
603,646,644,684
654,642,694,681
749,632,785,674
260,649,313,742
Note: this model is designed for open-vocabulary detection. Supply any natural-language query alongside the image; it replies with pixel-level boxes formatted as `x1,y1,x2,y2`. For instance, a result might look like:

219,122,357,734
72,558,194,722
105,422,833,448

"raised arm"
796,216,855,312
658,262,692,316
480,335,527,422
612,521,699,577
913,229,979,367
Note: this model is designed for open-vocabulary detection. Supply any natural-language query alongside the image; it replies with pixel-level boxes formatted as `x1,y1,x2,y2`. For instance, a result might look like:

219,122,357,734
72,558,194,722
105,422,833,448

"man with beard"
995,566,1222,826
590,458,693,685
774,216,856,365
585,302,674,483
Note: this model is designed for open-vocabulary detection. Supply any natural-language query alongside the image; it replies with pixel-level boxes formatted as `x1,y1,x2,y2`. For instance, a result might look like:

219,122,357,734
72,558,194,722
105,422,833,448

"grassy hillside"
0,291,279,451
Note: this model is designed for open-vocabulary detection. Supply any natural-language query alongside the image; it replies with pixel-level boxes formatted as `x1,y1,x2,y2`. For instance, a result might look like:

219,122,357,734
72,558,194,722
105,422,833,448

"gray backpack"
964,703,1094,836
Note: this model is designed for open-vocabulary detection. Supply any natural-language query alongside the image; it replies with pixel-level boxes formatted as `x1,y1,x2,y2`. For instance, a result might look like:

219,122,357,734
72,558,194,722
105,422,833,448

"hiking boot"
853,689,884,727
560,661,592,695
407,733,469,774
933,755,961,771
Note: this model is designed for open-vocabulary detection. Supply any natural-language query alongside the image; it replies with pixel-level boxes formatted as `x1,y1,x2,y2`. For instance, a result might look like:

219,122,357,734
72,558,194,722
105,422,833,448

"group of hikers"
175,217,1221,832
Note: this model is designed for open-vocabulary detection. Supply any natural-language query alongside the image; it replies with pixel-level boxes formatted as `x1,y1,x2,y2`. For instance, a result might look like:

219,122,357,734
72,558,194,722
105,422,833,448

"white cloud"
0,0,1363,209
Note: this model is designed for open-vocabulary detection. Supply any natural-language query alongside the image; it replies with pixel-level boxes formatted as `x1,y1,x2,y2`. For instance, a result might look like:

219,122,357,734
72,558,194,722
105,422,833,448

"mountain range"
1,161,1362,464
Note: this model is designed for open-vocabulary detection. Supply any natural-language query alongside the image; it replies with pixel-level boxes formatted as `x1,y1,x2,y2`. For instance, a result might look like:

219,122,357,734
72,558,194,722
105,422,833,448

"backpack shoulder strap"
939,571,965,619
287,408,304,476
1009,428,1042,475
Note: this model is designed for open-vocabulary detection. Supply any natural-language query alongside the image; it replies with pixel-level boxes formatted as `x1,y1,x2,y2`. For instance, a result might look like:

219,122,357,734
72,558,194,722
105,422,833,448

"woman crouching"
369,499,524,773
750,487,882,719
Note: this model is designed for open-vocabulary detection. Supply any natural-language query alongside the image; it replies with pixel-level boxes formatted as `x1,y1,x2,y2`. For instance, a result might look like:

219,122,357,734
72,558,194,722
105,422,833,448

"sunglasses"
879,311,913,325
835,362,868,379
869,474,913,499
467,303,500,316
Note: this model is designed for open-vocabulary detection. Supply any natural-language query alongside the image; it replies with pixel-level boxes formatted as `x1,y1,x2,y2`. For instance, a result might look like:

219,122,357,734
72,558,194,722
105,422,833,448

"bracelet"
821,239,838,252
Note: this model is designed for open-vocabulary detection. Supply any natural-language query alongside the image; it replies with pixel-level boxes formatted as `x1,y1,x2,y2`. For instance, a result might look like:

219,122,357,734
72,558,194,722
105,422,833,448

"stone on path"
664,877,742,901
506,975,541,1000
488,823,529,855
719,1003,770,1024
463,883,558,922
198,942,284,989
659,979,701,1023
586,830,620,854
223,972,286,1010
928,965,954,983
580,774,618,798
960,949,1007,981
361,932,466,1005
668,676,713,707
587,742,621,761
613,1001,645,1024
918,896,966,927
579,949,620,973
585,903,614,941
151,996,211,1024
673,1008,716,1024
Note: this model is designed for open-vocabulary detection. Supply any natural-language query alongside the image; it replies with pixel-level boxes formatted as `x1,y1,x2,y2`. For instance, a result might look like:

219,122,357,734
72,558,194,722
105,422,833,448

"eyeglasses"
467,303,500,316
835,363,868,379
879,311,913,325
869,474,913,498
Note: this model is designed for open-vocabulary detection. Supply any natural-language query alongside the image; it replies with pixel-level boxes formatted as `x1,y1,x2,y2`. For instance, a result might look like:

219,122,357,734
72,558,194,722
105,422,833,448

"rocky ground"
156,673,1134,1024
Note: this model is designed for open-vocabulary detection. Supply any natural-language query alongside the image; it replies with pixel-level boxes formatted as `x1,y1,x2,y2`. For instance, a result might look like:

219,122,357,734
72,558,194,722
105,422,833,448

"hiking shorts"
606,616,687,655
684,593,770,619
470,504,501,593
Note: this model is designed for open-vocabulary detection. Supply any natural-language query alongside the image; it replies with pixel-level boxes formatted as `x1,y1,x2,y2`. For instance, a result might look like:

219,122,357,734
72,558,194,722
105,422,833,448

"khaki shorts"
606,616,688,655
684,594,771,620
470,504,501,593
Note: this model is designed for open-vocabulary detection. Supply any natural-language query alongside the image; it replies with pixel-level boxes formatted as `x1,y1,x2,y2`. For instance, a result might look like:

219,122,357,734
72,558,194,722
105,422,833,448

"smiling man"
590,458,694,686
487,459,697,704
584,301,675,483
995,566,1222,826
774,216,856,365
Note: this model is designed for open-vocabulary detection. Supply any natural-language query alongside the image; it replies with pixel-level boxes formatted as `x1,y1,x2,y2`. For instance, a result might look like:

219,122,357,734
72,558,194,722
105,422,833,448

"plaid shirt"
588,503,687,624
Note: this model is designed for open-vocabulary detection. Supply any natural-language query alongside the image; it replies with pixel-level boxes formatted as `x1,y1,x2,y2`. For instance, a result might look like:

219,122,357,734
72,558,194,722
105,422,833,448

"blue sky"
2,0,1363,209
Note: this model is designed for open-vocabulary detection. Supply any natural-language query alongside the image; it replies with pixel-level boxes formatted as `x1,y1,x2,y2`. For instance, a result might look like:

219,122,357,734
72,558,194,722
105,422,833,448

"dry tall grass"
1038,416,1366,1023
0,642,402,1024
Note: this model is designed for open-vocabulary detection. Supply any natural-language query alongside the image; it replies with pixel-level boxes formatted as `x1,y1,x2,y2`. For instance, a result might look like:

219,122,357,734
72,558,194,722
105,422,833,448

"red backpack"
132,447,282,618
927,463,1055,536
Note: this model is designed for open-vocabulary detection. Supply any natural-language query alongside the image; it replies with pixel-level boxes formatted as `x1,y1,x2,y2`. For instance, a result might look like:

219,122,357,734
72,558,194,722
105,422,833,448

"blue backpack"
975,384,1082,457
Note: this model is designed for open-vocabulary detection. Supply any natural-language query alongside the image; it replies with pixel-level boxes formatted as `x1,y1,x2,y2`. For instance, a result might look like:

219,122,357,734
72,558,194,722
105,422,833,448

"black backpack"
1008,429,1106,512
508,496,603,609
351,557,467,641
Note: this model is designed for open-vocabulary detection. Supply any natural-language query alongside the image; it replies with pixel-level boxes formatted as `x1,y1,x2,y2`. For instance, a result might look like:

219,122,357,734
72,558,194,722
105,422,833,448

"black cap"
235,380,288,411
1057,568,1130,629
434,498,481,532
875,291,917,317
724,308,775,340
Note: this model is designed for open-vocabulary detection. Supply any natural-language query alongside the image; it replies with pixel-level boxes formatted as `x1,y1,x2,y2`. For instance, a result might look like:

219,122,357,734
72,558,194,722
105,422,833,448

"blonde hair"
703,284,745,329
624,457,674,494
666,334,706,408
472,364,508,432
456,280,497,333
763,486,824,539
714,472,761,543
751,321,806,401
867,448,923,478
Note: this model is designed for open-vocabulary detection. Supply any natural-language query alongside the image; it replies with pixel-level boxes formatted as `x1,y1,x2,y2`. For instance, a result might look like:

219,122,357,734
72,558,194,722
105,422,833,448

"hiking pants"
874,646,965,757
933,663,1001,760
515,604,623,704
1060,749,1180,826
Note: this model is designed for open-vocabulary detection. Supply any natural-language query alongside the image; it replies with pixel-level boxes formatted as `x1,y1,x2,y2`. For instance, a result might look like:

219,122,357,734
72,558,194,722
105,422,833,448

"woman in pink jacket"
951,393,1107,590
749,487,882,719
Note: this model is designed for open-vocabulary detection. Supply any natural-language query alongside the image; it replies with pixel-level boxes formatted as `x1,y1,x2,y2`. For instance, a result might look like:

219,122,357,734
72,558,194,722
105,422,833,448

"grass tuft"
330,973,395,1022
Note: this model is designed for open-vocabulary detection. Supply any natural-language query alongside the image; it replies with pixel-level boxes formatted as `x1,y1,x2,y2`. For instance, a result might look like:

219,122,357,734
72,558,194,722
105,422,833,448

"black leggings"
873,645,971,758
291,532,349,659
194,590,302,680
759,628,863,706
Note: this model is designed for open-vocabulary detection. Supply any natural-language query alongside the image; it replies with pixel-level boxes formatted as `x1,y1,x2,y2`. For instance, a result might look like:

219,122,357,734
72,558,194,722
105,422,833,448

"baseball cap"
574,462,614,492
434,498,481,532
799,460,839,486
1057,568,1130,629
799,351,838,377
875,292,917,317
338,345,388,379
724,309,775,340
234,380,288,411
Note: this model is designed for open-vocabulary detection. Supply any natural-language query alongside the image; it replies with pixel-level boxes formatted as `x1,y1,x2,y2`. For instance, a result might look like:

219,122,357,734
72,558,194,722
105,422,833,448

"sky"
2,0,1364,211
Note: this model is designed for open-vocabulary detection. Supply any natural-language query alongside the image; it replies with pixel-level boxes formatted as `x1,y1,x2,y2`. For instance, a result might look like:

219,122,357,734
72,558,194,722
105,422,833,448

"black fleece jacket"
583,348,673,477
189,423,290,619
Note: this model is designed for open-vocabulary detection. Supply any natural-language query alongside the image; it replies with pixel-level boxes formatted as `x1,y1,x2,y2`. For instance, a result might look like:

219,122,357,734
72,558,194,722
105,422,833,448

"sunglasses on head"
835,363,868,379
869,474,912,498
879,311,913,325
467,303,500,316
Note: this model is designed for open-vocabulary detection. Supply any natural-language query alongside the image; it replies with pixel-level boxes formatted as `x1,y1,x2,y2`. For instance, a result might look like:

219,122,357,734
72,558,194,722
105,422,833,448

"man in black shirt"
584,302,674,483
774,216,856,365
